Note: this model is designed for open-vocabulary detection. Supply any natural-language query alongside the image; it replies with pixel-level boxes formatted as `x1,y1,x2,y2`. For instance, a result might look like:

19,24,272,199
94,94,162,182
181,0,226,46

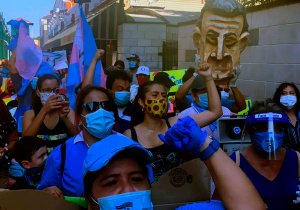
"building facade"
40,0,204,69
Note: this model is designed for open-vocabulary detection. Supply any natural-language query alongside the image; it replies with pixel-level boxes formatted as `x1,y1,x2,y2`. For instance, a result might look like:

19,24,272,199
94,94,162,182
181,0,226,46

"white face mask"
40,92,56,104
96,190,153,210
220,90,230,100
280,95,297,110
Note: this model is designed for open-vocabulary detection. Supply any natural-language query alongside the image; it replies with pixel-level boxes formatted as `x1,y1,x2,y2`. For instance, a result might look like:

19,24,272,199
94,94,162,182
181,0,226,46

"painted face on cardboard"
193,11,249,81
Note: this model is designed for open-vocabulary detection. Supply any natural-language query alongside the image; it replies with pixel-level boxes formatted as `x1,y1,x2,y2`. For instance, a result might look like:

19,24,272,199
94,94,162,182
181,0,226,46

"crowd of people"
0,48,300,209
0,0,300,209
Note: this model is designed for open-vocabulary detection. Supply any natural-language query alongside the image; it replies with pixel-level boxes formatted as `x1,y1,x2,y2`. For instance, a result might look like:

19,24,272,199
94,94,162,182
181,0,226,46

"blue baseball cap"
83,134,153,178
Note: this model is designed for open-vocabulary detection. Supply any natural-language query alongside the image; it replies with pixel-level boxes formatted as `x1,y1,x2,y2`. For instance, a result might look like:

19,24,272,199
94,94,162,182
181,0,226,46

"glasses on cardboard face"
82,101,114,113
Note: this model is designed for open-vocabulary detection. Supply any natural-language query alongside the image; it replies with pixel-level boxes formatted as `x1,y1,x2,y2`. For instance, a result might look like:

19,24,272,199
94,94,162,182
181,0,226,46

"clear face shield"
243,112,289,160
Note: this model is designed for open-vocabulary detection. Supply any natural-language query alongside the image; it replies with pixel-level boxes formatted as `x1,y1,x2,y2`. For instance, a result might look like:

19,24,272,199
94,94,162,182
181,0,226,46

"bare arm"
202,137,265,210
22,96,64,136
7,50,18,74
159,118,266,210
81,49,104,88
171,63,222,127
59,106,77,136
230,86,246,112
175,75,196,111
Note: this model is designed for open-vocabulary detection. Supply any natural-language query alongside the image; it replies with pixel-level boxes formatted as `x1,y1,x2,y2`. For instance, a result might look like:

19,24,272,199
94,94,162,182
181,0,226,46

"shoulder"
24,109,35,118
123,129,132,138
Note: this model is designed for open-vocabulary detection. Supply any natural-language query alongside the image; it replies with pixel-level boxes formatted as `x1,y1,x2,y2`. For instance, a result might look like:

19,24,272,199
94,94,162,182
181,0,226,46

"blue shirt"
230,148,299,210
37,133,88,196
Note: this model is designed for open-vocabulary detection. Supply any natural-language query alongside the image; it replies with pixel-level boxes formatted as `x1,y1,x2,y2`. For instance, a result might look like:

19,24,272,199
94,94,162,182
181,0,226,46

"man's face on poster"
193,11,249,81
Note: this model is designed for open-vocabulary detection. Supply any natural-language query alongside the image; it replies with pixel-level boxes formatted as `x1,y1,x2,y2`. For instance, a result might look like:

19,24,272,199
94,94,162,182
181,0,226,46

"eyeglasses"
82,101,114,113
40,88,58,93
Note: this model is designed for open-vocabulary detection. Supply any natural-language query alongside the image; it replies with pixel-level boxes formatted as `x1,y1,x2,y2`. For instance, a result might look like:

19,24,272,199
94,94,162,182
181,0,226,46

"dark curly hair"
273,82,300,114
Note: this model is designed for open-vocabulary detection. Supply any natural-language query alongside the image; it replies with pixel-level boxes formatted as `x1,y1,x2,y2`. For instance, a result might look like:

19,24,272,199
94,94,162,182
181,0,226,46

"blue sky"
0,0,55,38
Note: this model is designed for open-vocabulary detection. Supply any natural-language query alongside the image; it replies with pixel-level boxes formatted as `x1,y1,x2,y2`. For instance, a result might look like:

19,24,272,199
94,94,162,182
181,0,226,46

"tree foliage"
237,0,277,7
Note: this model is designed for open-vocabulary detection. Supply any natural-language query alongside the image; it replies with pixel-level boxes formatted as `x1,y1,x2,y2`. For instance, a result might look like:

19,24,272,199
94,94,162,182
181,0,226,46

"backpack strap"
60,143,66,177
235,151,240,167
130,127,138,142
165,118,171,129
296,151,300,178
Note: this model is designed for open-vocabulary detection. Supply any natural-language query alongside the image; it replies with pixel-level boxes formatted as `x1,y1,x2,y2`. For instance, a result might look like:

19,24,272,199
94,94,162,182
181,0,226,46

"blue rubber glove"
158,116,207,155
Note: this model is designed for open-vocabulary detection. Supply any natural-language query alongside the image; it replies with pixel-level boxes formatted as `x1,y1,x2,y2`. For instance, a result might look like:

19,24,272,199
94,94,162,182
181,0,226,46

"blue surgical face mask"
97,190,153,210
82,109,115,139
251,132,284,153
114,91,130,107
198,93,208,109
129,61,137,69
220,90,230,100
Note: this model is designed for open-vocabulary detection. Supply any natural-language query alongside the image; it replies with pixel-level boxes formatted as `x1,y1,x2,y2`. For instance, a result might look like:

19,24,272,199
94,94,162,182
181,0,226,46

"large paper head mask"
193,0,249,82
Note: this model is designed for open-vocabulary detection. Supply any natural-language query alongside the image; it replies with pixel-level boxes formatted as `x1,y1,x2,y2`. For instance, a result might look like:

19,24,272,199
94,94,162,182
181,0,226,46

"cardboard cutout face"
193,11,249,82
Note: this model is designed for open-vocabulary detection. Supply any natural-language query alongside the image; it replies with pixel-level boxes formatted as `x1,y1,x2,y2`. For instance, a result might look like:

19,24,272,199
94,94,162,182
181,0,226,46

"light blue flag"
66,5,104,109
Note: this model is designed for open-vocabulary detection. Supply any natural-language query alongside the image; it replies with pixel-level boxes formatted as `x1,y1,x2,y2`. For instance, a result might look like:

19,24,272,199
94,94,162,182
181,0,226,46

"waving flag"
13,21,43,96
67,5,106,108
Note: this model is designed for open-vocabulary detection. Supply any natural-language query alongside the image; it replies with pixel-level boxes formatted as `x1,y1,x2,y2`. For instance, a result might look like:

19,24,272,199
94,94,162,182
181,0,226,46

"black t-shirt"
130,119,193,180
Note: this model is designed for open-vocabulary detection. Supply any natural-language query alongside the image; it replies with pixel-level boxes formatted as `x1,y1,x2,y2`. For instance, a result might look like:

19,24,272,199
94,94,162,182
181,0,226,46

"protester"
22,74,76,150
82,52,133,133
126,54,140,85
124,63,222,179
153,71,175,90
225,102,300,210
106,69,133,133
11,136,47,189
0,99,18,171
54,61,68,88
273,82,300,152
178,74,231,140
175,66,196,111
83,117,265,210
129,65,150,104
38,85,118,197
7,50,33,125
113,60,125,70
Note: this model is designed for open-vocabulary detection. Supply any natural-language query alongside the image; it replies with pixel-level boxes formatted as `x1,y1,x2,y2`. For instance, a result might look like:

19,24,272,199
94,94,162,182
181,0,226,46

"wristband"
193,72,198,78
198,139,220,161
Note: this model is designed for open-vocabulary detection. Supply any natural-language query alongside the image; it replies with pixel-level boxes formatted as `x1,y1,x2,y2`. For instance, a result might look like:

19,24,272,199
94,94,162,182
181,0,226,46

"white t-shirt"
178,106,231,140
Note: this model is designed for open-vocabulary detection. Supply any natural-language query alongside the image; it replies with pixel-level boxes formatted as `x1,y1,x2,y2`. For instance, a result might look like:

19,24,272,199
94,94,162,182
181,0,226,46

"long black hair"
131,81,168,127
273,82,300,115
32,74,60,113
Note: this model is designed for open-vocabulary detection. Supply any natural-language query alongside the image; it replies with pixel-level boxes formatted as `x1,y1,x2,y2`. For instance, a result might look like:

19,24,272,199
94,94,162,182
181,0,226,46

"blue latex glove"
158,116,207,155
293,185,300,204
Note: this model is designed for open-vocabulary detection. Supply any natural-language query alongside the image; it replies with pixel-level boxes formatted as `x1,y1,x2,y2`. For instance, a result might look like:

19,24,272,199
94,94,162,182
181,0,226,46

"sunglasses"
218,87,230,92
82,101,114,113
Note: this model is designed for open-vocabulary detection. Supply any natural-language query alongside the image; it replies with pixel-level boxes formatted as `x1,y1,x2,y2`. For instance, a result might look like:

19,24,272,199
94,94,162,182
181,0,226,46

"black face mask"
25,164,45,186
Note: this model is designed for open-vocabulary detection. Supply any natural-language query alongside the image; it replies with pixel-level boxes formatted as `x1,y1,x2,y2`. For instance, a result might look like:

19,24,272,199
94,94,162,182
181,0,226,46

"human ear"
21,160,31,169
138,98,145,110
239,32,249,52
